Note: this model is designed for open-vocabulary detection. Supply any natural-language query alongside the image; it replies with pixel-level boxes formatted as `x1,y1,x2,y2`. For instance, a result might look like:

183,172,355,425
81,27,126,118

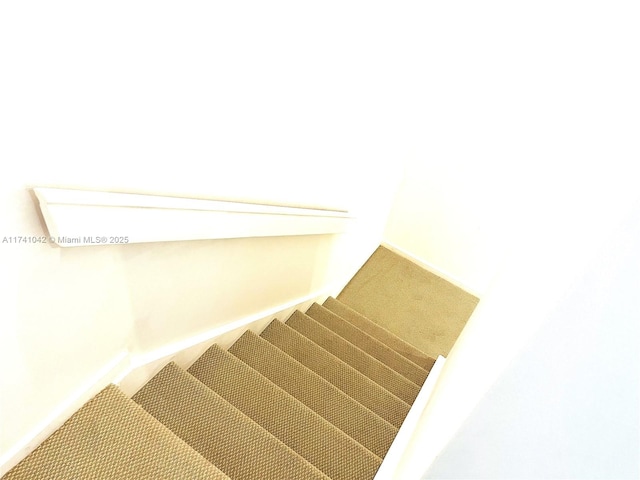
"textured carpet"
338,245,479,358
133,363,328,480
188,343,382,480
4,296,436,480
3,385,230,480
306,303,429,385
228,330,398,459
260,318,411,428
286,309,421,404
324,296,435,370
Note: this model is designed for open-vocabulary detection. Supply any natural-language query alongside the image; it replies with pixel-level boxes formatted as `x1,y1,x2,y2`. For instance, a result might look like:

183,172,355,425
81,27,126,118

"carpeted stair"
3,297,435,480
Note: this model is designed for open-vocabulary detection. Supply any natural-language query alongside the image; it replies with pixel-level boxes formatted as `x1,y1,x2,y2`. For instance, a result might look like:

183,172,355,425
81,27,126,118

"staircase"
2,297,435,480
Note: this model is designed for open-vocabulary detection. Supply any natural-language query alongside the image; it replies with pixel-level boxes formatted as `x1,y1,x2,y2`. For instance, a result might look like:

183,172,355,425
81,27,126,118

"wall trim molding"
382,241,482,298
34,187,353,247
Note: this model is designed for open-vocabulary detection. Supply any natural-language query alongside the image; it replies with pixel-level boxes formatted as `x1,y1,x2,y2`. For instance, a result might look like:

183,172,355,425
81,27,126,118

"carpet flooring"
338,246,479,358
3,296,435,480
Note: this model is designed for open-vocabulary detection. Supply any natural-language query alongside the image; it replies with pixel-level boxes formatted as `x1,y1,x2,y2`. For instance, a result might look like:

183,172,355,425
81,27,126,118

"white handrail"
34,187,352,247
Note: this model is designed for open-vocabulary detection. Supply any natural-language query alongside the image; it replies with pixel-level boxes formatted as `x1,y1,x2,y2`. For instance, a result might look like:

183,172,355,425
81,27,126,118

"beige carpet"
307,303,429,385
260,318,411,428
323,296,435,370
286,310,421,404
338,245,479,358
188,343,382,480
228,331,399,459
3,385,230,480
133,363,329,480
4,296,436,480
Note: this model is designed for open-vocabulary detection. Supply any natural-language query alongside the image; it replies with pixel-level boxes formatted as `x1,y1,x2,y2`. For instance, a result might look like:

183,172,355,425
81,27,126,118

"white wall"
424,200,640,479
0,2,424,471
382,3,640,478
383,2,640,297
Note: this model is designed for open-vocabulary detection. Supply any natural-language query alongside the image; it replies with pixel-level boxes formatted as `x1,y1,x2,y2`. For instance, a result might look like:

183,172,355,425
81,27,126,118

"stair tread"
261,318,410,428
286,310,420,404
229,331,398,459
324,296,437,370
3,385,230,480
307,303,429,385
188,343,382,480
133,362,328,480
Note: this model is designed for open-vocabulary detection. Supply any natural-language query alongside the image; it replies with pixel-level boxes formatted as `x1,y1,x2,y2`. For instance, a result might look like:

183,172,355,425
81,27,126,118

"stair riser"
188,344,382,480
260,319,410,428
229,331,398,459
286,312,421,404
307,303,429,385
133,363,329,480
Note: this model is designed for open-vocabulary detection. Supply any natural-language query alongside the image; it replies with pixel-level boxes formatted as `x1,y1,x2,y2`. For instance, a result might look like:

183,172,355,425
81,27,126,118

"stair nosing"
306,302,429,386
228,330,398,459
260,317,411,428
286,310,421,405
133,362,330,480
187,343,384,480
324,296,436,370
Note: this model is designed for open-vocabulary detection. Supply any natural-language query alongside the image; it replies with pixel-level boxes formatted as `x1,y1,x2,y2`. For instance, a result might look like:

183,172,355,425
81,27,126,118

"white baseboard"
382,241,481,298
123,288,332,378
0,351,130,477
0,288,333,477
373,355,447,480
115,288,333,396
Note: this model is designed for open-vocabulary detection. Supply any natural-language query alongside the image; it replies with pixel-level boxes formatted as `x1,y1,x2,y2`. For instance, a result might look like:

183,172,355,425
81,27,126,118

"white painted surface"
33,188,349,214
0,289,332,476
34,187,352,247
379,3,640,478
11,3,637,478
425,201,640,479
373,356,446,480
0,2,417,471
383,3,640,299
384,162,505,296
382,242,480,298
